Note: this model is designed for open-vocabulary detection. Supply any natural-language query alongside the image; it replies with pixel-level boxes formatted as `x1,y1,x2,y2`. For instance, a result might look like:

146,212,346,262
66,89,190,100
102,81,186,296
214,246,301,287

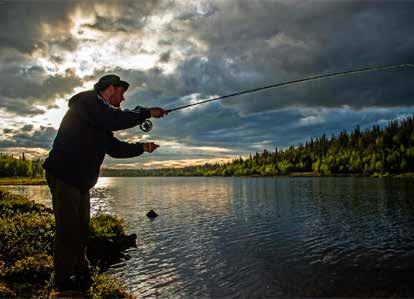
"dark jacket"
43,90,151,192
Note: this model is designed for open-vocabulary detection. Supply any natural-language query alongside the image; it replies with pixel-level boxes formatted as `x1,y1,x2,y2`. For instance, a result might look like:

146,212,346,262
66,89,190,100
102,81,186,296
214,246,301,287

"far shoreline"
2,172,414,186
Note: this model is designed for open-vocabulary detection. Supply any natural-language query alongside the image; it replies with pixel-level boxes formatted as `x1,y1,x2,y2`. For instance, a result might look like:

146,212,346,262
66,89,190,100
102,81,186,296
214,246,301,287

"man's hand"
148,107,168,118
143,142,159,153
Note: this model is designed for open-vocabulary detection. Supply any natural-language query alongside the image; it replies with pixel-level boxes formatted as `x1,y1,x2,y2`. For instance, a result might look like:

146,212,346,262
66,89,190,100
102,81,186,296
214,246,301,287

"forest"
0,153,44,178
1,116,413,178
102,116,414,177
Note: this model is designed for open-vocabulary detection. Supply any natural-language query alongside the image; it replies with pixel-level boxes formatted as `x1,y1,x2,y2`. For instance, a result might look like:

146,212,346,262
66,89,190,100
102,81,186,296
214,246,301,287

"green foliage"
0,189,52,216
0,212,54,263
89,272,131,299
0,177,46,185
0,189,134,297
88,214,136,270
0,153,44,178
2,254,53,282
90,214,126,243
101,115,414,177
0,281,16,298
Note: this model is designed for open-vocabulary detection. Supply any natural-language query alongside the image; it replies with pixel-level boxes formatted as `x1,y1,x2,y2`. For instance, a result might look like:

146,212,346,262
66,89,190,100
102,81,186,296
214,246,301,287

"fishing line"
139,63,413,132
167,63,414,113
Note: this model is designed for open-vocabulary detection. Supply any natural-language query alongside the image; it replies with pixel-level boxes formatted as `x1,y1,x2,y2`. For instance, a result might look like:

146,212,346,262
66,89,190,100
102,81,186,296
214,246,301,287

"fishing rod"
139,63,414,132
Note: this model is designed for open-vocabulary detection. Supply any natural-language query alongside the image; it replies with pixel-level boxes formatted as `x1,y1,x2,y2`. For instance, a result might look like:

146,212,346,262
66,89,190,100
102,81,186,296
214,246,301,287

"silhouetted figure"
43,75,167,292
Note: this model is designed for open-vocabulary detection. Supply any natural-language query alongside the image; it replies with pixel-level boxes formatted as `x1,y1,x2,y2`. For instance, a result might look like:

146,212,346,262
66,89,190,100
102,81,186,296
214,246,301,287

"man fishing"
42,75,167,292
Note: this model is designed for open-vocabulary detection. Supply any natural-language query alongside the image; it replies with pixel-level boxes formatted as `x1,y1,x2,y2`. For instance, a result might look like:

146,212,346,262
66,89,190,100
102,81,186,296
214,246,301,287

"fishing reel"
139,119,153,132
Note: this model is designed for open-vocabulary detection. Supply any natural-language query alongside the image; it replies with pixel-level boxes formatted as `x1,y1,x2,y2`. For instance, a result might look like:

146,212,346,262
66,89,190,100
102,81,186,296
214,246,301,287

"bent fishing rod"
139,63,414,132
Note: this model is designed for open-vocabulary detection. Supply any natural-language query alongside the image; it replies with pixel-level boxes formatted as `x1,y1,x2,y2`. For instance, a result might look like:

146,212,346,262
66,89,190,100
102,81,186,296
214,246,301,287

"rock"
146,209,158,220
124,233,137,247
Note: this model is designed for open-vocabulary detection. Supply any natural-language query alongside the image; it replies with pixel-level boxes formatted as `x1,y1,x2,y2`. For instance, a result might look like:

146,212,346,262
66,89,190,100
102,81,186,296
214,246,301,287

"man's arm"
107,136,160,158
86,98,151,131
107,136,145,158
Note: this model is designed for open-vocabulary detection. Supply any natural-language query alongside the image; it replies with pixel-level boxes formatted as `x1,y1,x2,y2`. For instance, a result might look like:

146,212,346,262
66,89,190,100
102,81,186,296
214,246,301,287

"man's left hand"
143,142,159,153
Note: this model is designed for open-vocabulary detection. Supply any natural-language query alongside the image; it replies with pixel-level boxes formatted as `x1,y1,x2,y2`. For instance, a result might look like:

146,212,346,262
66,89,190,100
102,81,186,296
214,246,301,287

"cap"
94,75,129,91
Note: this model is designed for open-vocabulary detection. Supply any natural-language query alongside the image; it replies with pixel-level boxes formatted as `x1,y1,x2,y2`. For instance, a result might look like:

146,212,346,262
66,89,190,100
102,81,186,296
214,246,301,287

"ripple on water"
6,177,414,297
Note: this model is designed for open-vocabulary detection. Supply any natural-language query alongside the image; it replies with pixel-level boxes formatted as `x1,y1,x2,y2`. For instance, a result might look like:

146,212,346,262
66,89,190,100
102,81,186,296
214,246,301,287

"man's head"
94,75,129,107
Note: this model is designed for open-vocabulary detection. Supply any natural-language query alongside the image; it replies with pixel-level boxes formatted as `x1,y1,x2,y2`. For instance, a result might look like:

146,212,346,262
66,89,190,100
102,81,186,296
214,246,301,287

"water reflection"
4,177,414,297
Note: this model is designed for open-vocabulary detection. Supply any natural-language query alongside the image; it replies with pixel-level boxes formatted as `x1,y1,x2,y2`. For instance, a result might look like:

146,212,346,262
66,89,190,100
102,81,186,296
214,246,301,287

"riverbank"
0,188,136,298
0,177,46,185
101,171,414,178
1,172,413,187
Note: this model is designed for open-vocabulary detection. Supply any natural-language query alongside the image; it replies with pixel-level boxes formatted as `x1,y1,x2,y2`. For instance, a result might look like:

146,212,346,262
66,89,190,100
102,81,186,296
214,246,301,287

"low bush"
89,272,132,299
88,214,136,270
0,212,54,263
2,253,53,282
0,188,136,298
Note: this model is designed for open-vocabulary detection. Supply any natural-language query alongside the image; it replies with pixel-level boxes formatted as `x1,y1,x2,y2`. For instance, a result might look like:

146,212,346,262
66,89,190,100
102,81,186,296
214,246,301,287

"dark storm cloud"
0,125,57,149
0,1,82,115
155,1,414,113
0,1,75,53
81,0,168,35
0,64,82,115
87,0,414,117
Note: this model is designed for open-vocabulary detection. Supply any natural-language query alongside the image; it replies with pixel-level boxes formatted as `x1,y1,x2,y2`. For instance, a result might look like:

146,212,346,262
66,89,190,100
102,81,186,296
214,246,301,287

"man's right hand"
148,107,168,118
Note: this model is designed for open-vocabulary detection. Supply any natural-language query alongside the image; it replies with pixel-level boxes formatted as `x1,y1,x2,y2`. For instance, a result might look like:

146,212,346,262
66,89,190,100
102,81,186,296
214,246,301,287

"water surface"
6,177,414,297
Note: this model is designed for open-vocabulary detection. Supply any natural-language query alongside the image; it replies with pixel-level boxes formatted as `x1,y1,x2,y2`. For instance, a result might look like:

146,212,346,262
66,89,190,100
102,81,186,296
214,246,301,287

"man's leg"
79,190,91,274
46,172,90,290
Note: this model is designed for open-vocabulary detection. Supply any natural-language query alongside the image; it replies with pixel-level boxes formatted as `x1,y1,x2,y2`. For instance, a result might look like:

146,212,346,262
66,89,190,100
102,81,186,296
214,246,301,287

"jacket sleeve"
85,97,151,131
107,136,145,158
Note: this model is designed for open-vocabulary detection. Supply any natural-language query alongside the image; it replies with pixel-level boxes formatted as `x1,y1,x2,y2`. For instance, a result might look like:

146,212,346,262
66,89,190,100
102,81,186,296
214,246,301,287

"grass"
0,188,136,298
0,177,46,185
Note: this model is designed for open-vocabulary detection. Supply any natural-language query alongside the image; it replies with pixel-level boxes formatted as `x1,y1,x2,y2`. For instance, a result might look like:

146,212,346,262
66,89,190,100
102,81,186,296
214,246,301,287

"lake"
5,177,414,297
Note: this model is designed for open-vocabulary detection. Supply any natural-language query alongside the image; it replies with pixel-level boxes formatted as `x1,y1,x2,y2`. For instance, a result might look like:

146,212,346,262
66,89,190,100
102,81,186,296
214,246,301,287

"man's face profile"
108,86,126,107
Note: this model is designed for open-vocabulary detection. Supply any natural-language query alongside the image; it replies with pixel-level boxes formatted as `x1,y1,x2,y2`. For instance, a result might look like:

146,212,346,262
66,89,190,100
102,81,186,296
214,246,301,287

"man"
42,75,167,291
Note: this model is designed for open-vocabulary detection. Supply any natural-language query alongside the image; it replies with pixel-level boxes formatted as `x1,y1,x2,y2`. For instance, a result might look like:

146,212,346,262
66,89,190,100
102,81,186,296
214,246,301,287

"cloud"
0,1,165,116
0,1,75,54
82,0,165,34
1,0,414,167
0,125,57,149
143,1,414,112
0,63,82,115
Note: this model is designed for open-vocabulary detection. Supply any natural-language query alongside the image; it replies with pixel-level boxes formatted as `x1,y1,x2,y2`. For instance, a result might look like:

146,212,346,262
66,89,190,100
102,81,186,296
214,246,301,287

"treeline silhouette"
2,116,413,178
102,116,414,177
0,153,44,177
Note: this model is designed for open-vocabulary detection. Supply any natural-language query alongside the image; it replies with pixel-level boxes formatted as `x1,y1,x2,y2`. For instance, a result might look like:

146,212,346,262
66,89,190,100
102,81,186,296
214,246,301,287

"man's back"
43,90,149,191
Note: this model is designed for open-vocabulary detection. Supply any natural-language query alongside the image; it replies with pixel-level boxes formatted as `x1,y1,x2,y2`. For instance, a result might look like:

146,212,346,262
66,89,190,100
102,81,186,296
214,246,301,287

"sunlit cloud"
107,157,236,169
0,147,49,159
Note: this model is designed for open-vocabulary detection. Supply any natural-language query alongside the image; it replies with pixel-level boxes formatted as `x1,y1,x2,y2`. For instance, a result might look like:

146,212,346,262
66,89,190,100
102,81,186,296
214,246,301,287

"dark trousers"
46,172,91,287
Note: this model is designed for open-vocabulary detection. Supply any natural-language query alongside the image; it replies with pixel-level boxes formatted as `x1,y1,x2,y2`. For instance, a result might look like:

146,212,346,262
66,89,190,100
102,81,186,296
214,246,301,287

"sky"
0,0,413,169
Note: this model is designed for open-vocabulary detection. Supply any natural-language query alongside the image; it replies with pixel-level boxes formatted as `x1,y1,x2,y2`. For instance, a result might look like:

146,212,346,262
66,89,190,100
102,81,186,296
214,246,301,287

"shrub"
0,189,135,297
90,214,126,243
88,214,136,270
89,272,131,299
0,281,16,298
0,212,54,263
3,254,53,282
0,190,52,217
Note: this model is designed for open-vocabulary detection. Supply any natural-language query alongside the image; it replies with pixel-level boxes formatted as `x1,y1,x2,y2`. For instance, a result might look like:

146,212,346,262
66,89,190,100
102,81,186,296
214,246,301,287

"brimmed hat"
94,75,129,91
